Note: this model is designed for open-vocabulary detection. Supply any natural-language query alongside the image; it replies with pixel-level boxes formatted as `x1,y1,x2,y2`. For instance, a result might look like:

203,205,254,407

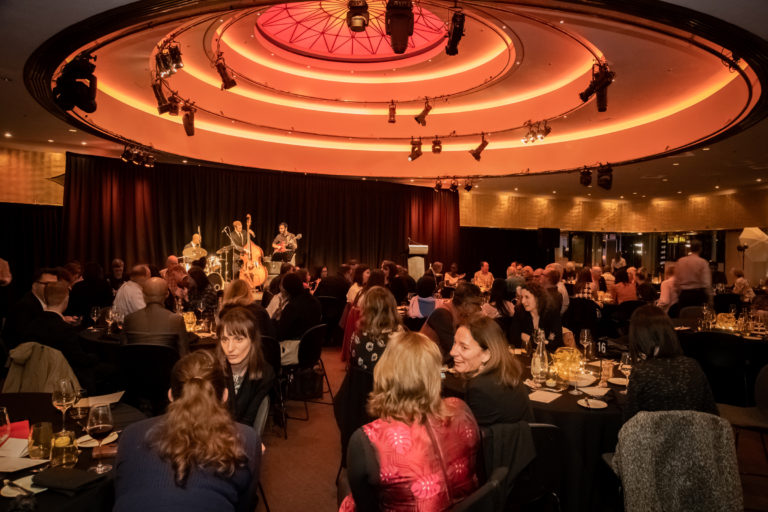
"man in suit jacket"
124,277,189,356
277,272,321,341
314,264,352,301
2,268,59,349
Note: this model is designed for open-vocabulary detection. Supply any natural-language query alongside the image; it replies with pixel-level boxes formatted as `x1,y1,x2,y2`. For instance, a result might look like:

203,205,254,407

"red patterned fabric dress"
340,397,480,511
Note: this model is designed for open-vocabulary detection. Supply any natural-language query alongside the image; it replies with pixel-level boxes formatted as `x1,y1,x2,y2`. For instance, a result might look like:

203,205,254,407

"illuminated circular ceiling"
31,1,766,179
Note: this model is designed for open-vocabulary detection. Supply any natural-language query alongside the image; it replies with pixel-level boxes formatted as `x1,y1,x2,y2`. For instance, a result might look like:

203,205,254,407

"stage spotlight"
385,0,414,54
215,55,237,90
182,104,196,136
449,179,459,193
469,134,488,161
579,167,592,187
445,11,465,56
152,80,176,115
432,136,442,154
168,44,183,71
120,146,132,162
347,0,370,32
537,121,551,140
597,164,613,190
464,179,473,192
52,54,98,113
408,137,423,161
155,50,173,78
143,154,155,168
434,178,443,191
414,99,432,126
388,101,396,123
579,63,615,112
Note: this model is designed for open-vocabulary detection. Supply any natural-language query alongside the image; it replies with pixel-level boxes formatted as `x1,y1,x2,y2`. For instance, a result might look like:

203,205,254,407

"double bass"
239,214,267,287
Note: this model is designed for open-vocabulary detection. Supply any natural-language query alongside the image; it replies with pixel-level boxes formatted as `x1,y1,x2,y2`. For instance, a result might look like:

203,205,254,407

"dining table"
0,393,145,512
443,355,626,512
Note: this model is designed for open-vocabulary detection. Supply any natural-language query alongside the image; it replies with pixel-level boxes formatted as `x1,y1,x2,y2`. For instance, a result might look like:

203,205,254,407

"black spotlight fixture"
434,178,443,191
152,80,179,115
445,11,465,56
469,133,488,161
537,121,551,141
464,179,473,192
168,44,184,71
579,167,592,187
597,164,613,190
408,137,423,161
120,145,133,162
579,63,615,112
388,100,396,123
52,54,98,113
155,50,174,78
449,178,459,193
182,104,196,136
347,0,370,32
215,54,237,90
385,0,414,54
431,136,442,154
414,99,432,126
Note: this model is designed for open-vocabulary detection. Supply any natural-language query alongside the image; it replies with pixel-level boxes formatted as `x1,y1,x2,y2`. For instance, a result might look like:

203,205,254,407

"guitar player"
271,222,299,263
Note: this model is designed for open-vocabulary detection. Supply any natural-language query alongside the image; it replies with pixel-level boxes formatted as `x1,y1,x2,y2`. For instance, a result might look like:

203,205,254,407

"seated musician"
183,233,203,251
271,222,297,263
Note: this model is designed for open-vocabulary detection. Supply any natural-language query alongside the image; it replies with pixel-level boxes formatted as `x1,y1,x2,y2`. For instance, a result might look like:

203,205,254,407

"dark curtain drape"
459,227,550,277
63,153,459,273
0,202,64,303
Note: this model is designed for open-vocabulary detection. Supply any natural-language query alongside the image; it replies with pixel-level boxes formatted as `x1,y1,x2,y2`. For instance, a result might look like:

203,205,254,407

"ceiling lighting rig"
579,167,592,187
154,43,183,78
597,163,613,189
469,133,488,161
52,54,98,113
445,10,465,56
431,136,442,153
579,62,615,112
433,176,477,192
385,0,414,54
434,178,443,191
215,53,237,90
346,0,370,32
152,80,180,115
414,98,432,126
520,120,551,144
388,100,396,123
120,145,155,167
182,103,196,136
408,137,423,161
449,178,460,192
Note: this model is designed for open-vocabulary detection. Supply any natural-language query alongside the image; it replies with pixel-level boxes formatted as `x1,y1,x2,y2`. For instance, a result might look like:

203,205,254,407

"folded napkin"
9,420,29,439
528,390,561,404
580,386,611,398
32,468,106,496
0,438,28,458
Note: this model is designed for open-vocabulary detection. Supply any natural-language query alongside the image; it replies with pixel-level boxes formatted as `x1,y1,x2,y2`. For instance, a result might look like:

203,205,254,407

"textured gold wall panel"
460,189,768,232
0,147,65,205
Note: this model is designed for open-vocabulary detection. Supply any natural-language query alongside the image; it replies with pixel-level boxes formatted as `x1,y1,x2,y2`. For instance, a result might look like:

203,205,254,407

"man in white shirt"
113,264,150,317
674,240,712,309
657,263,678,313
473,261,494,292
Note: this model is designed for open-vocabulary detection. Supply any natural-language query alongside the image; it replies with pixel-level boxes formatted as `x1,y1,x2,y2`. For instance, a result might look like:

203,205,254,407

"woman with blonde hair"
340,331,480,511
451,316,533,426
220,278,275,339
114,350,260,511
350,286,402,372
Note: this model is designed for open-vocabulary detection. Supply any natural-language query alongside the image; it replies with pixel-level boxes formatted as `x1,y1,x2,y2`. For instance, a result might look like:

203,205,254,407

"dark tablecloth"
0,393,145,512
443,362,625,512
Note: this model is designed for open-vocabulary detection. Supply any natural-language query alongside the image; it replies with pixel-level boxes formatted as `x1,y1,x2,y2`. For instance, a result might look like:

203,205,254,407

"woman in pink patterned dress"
340,331,480,512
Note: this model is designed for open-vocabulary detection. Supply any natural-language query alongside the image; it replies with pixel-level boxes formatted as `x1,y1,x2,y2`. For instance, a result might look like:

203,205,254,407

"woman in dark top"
511,282,563,350
187,267,218,318
115,350,260,512
624,305,717,422
276,272,321,341
381,260,407,305
217,307,275,426
350,286,402,372
634,268,657,303
451,316,533,426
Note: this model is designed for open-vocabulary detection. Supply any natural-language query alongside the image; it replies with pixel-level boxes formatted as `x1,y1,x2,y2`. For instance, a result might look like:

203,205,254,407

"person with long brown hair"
114,350,260,512
511,281,563,350
340,331,480,511
220,278,275,339
350,286,402,372
420,282,484,361
451,316,533,426
216,306,275,426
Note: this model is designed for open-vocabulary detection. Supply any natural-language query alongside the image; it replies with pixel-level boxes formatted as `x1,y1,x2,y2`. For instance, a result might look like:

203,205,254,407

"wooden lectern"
408,244,429,280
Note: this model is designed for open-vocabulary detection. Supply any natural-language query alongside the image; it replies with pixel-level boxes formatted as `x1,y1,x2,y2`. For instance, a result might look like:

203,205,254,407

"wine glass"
104,307,114,334
70,388,89,424
52,378,76,432
0,407,10,447
618,353,632,394
113,311,124,332
579,329,592,358
86,404,114,474
89,307,101,328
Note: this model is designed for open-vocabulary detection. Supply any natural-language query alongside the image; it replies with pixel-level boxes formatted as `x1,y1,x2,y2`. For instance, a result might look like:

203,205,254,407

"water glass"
28,422,53,459
50,431,78,468
70,389,89,422
0,408,9,447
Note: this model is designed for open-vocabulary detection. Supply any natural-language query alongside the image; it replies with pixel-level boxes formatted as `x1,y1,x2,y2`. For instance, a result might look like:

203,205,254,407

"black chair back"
679,306,704,320
298,324,327,368
404,316,427,332
680,331,749,405
118,343,180,416
333,365,375,468
508,423,567,511
714,293,741,314
452,466,509,512
260,335,281,377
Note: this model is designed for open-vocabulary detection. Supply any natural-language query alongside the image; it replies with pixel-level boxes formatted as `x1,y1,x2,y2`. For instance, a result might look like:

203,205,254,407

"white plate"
608,377,628,386
568,375,597,387
577,398,607,409
77,431,118,448
1,475,47,498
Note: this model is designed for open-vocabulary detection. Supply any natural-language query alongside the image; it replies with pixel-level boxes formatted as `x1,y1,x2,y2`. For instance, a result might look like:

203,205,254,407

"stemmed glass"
86,405,114,474
579,329,592,359
618,353,632,394
0,407,10,447
52,378,76,432
105,308,114,334
89,307,101,329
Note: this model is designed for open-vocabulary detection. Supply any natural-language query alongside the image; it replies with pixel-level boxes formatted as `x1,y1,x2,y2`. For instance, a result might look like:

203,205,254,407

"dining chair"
507,423,567,511
717,364,768,466
260,335,287,439
451,466,508,512
680,331,750,406
253,395,271,512
118,343,179,416
283,324,332,421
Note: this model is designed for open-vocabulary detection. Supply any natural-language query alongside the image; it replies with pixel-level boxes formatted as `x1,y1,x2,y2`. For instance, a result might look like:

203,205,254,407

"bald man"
123,277,189,356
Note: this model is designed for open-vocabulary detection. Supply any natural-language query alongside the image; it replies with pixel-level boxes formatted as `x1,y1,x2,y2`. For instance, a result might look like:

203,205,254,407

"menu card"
528,390,561,404
74,391,124,408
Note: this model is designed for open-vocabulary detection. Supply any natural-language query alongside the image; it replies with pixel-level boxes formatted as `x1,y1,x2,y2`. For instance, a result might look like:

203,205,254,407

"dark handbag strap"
425,420,454,504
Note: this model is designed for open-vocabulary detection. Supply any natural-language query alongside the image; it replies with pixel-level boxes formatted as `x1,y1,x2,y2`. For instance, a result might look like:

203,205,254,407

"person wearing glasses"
1,268,59,349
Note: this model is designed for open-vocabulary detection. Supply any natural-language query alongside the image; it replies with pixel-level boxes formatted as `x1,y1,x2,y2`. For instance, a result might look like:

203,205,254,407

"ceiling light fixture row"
154,42,183,78
433,177,475,192
120,145,155,167
521,120,551,144
578,163,613,190
408,133,486,161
